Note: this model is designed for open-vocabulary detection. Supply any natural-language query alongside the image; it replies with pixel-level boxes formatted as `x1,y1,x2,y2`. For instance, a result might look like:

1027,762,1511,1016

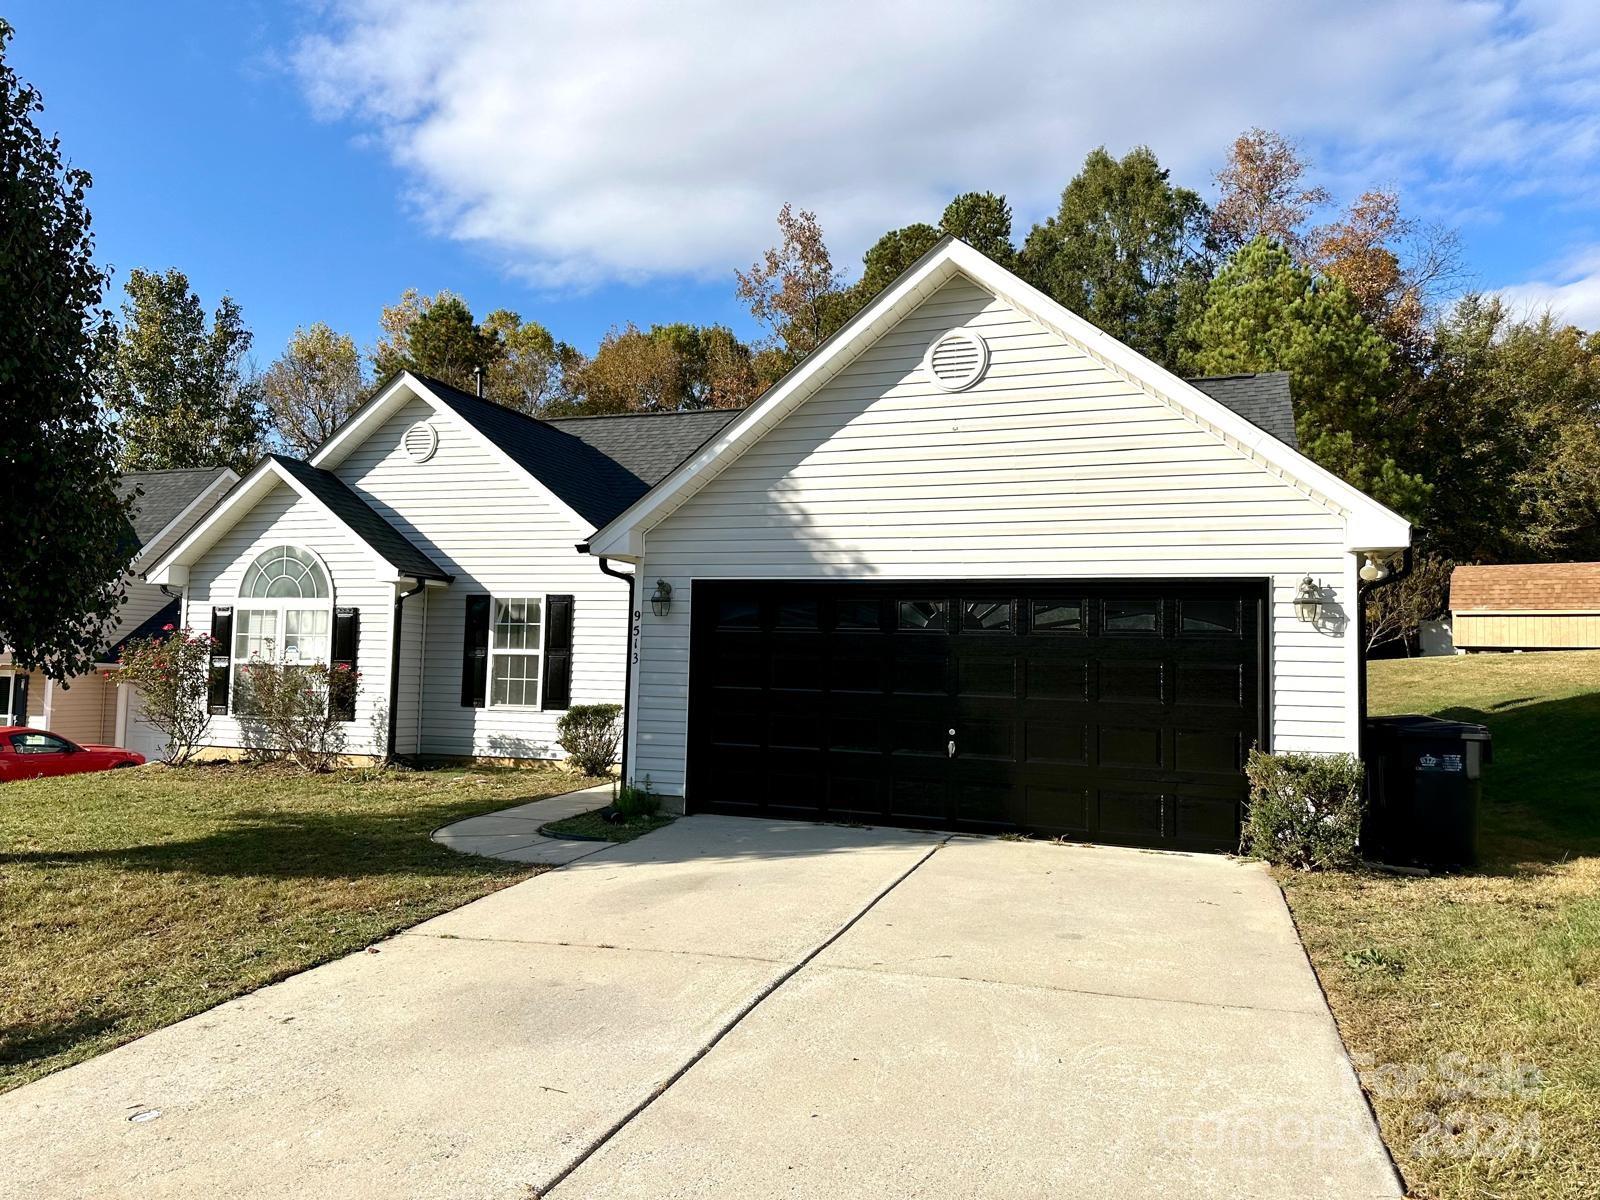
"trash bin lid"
1367,713,1492,742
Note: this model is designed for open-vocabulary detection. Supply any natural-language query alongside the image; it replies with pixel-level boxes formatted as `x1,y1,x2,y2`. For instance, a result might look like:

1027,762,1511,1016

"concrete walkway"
430,781,616,865
0,818,1400,1199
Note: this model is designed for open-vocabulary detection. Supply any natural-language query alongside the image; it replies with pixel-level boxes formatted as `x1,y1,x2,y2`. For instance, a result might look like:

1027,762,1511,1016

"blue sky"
10,1,1600,368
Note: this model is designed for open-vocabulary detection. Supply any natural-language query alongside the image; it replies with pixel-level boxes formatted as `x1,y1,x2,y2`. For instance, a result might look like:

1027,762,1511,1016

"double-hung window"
490,597,544,707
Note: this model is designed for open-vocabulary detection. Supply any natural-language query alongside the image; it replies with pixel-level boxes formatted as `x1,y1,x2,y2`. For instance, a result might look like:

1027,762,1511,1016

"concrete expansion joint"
533,836,953,1198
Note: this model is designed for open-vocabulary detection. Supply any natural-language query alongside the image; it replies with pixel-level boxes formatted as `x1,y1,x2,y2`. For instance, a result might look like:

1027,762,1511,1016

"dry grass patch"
0,762,589,1093
1280,651,1600,1200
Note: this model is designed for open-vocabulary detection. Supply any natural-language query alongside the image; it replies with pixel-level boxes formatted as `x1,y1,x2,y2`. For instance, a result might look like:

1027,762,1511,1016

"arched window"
233,546,334,684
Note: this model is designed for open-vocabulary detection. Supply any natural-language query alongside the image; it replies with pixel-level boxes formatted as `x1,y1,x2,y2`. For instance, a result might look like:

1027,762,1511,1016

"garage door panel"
688,579,1264,850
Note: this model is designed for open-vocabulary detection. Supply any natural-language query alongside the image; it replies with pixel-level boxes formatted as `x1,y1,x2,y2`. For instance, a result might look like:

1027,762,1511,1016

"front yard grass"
540,807,675,842
0,762,588,1094
1281,650,1600,1200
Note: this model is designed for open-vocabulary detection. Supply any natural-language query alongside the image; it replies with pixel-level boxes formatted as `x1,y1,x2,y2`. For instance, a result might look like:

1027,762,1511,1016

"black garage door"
687,579,1269,851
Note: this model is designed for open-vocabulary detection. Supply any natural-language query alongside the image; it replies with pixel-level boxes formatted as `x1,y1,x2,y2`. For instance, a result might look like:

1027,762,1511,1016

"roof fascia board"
588,239,1410,557
146,458,395,585
312,371,594,535
130,468,241,575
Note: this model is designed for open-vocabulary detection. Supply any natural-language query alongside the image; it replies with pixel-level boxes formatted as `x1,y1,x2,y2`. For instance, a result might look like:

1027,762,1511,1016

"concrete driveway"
0,818,1399,1199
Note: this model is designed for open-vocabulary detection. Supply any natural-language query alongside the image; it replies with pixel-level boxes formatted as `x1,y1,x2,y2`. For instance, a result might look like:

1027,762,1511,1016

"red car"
0,727,146,781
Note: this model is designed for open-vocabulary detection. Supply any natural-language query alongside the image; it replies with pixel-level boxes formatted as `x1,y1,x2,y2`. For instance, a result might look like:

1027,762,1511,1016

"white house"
585,239,1410,851
147,373,737,761
2,467,237,755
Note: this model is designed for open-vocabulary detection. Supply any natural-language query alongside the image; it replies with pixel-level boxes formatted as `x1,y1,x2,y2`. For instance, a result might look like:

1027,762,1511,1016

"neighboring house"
1450,562,1600,651
146,374,737,761
1,467,238,754
585,239,1410,851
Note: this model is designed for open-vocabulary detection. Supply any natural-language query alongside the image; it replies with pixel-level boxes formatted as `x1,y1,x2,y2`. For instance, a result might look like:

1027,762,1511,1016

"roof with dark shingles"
413,374,739,527
268,455,452,581
1186,372,1298,448
107,598,181,661
116,467,232,547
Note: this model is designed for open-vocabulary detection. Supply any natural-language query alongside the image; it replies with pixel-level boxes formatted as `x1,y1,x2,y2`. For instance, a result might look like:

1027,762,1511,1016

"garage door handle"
948,729,956,758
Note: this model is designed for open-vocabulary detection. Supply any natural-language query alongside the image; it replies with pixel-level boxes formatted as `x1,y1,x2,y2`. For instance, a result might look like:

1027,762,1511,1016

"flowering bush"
1240,749,1366,870
234,656,359,772
116,626,213,764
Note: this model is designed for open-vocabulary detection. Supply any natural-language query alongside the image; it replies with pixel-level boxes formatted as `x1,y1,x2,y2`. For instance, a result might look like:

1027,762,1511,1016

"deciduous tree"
1211,128,1329,255
1019,146,1213,368
481,309,566,414
262,323,366,455
736,204,844,364
0,18,133,679
102,267,265,474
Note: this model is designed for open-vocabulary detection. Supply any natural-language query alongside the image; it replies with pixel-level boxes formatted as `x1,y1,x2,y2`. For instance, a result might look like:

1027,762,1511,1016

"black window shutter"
12,673,28,725
461,594,490,707
208,607,233,714
542,595,574,710
331,607,359,722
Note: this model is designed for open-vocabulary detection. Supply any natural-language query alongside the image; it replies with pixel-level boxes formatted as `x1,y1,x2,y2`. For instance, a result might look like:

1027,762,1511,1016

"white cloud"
1498,247,1600,328
292,0,1600,286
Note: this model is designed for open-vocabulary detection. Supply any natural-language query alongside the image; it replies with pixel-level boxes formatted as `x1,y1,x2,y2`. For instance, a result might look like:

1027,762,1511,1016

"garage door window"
1104,599,1160,634
776,599,820,629
1031,600,1083,633
963,600,1013,631
1180,599,1239,635
898,599,947,631
836,600,881,630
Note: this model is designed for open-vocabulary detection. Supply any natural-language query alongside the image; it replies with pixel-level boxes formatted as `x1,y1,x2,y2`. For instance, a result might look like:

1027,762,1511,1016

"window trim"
229,545,337,712
487,593,552,711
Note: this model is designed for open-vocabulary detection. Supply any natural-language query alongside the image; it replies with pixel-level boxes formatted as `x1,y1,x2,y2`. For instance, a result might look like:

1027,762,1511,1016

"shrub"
556,703,621,776
233,656,358,772
615,775,660,820
115,626,214,764
1240,749,1366,870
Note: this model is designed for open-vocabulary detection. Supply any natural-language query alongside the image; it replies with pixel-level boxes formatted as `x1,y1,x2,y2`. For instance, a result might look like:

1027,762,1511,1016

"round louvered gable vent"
923,330,989,392
402,421,438,463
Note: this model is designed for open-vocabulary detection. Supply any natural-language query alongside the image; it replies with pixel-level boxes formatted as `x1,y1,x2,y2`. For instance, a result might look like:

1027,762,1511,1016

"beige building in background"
1450,562,1600,651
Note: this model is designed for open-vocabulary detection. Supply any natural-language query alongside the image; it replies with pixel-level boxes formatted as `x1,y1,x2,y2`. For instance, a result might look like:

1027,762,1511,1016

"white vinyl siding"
628,277,1360,796
332,397,627,759
182,484,392,756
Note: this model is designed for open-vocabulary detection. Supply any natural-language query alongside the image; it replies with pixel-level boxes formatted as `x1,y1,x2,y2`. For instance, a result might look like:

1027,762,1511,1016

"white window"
490,597,544,708
233,545,334,707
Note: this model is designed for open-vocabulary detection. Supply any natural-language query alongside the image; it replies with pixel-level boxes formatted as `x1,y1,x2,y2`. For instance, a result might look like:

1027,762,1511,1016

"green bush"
615,775,660,820
1240,749,1366,870
555,703,621,777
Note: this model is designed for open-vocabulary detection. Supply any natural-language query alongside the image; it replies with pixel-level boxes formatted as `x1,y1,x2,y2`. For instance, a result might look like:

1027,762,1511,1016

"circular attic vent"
402,421,438,463
923,329,989,392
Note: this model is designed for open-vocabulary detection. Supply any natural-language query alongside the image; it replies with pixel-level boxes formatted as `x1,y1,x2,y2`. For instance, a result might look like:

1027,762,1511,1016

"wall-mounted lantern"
1293,575,1324,623
1359,553,1392,584
650,578,673,618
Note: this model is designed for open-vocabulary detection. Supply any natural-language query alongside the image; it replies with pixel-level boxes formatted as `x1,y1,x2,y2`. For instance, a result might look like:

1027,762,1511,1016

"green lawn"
0,762,589,1093
1281,650,1600,1200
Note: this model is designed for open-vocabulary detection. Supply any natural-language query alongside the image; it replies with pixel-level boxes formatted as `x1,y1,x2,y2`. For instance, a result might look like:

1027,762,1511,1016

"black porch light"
650,578,673,618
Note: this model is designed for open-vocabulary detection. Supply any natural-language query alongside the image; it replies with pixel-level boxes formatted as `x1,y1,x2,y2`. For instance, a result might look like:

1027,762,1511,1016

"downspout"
588,548,636,788
386,579,425,764
1356,545,1414,764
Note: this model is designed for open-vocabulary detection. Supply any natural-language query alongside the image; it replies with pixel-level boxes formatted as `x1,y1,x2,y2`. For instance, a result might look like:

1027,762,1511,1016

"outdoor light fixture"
1359,553,1392,584
1293,575,1324,623
650,578,673,618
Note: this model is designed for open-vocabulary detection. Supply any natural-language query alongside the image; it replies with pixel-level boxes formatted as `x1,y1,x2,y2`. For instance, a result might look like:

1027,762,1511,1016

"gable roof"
587,238,1410,559
266,456,452,581
411,375,741,527
105,598,181,663
117,468,234,546
1187,373,1297,449
1451,562,1600,612
146,455,452,587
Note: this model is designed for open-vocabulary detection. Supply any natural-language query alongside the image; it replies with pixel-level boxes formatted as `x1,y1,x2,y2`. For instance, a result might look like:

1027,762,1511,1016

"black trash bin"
1363,715,1492,871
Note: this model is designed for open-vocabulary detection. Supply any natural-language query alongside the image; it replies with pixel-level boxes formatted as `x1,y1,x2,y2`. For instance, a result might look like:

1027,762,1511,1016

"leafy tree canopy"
102,267,265,474
0,18,134,678
1019,145,1213,368
262,322,366,456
